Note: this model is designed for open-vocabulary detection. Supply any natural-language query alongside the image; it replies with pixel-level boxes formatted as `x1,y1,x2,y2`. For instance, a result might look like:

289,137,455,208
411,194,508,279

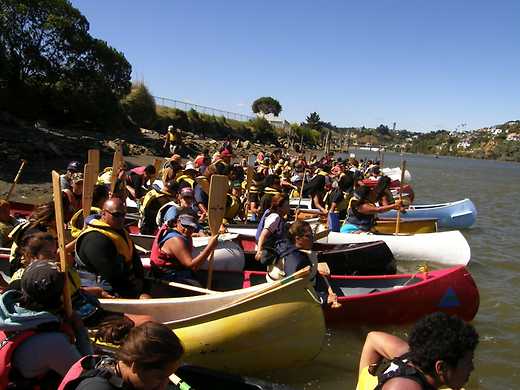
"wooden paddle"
157,278,217,295
243,166,254,221
109,147,123,195
5,159,27,201
206,174,229,289
395,159,407,234
87,149,100,181
82,163,95,221
295,170,307,221
153,158,163,183
52,171,73,317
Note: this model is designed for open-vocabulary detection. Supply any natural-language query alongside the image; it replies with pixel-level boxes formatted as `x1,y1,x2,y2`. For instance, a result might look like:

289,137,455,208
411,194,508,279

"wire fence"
153,96,255,122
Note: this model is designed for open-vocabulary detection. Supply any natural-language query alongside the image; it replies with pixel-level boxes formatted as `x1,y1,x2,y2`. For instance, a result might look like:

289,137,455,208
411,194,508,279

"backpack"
0,329,36,389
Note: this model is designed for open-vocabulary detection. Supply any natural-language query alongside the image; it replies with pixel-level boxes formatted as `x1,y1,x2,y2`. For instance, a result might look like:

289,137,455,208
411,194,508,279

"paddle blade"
245,166,254,192
110,147,123,194
208,174,229,235
87,149,100,179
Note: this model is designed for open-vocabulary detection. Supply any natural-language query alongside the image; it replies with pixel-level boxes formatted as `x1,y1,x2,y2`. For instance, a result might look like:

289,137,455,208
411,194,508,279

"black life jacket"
374,354,437,390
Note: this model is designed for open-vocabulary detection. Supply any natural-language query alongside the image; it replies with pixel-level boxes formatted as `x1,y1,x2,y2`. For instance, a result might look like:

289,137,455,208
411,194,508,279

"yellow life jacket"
175,174,195,188
69,207,102,239
139,188,175,215
263,186,281,196
97,167,113,185
224,194,240,221
77,219,134,264
7,222,29,264
289,188,300,198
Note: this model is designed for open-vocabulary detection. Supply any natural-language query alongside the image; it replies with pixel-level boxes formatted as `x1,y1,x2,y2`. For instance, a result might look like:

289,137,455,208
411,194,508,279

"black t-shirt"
77,231,146,298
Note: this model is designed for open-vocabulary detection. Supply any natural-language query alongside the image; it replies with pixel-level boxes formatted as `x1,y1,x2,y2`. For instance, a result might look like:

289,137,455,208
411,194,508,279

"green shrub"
121,82,156,128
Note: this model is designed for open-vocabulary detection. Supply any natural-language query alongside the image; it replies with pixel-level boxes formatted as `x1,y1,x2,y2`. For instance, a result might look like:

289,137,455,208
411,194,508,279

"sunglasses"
104,210,126,218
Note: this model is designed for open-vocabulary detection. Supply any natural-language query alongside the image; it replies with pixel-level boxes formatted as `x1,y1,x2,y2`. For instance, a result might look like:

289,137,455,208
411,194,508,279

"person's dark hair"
92,184,109,206
269,193,288,213
409,312,479,376
263,174,280,188
287,220,311,243
373,176,391,201
164,180,179,194
355,186,371,202
144,165,156,175
338,172,354,192
29,202,55,227
117,321,184,371
20,232,56,265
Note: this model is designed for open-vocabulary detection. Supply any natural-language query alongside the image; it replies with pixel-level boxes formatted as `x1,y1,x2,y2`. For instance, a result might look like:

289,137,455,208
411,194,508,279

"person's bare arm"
312,194,328,214
359,199,402,215
255,228,272,261
358,331,409,377
163,235,218,270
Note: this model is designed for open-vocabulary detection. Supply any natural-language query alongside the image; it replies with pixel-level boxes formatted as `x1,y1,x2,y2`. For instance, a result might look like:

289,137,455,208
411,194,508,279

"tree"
305,112,322,131
376,124,390,136
251,97,282,116
0,0,132,125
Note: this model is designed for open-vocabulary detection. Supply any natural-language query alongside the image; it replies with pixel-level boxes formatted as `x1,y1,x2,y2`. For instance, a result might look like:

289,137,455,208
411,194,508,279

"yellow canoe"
296,210,437,234
371,218,438,234
99,269,325,374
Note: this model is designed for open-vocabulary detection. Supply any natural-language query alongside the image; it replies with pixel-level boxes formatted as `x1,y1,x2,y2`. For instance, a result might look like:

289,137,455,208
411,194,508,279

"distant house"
457,140,471,149
256,113,289,129
507,133,520,142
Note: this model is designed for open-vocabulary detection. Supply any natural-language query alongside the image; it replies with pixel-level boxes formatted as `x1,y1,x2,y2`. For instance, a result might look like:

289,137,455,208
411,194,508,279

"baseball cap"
180,187,194,198
178,214,198,229
21,260,65,309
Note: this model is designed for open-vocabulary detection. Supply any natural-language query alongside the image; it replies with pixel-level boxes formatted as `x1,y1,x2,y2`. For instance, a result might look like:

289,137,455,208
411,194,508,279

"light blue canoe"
380,198,477,229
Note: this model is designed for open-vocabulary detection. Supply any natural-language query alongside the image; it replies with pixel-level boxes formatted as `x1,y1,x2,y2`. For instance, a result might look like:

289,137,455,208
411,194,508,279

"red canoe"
240,266,479,325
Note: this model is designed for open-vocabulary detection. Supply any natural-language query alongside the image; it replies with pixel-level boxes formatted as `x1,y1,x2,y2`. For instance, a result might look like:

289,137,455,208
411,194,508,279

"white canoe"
227,217,324,238
317,231,470,266
141,239,245,272
382,167,412,182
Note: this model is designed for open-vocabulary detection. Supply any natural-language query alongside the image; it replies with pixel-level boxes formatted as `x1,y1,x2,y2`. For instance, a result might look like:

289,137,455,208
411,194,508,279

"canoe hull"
372,218,437,234
318,231,471,266
100,275,325,375
325,266,479,325
380,198,477,229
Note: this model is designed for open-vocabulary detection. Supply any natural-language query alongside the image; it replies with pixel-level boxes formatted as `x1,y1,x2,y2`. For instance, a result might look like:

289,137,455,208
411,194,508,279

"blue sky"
70,0,519,132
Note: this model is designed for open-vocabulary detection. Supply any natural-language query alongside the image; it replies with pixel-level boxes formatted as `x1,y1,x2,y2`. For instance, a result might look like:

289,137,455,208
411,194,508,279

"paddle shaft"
52,171,73,317
82,163,95,220
110,147,123,195
153,278,216,295
295,170,307,221
395,160,406,234
5,160,27,201
206,175,229,289
87,149,100,180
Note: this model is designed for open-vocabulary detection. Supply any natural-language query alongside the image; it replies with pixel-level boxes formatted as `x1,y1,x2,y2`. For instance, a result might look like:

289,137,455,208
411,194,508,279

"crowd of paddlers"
0,136,479,389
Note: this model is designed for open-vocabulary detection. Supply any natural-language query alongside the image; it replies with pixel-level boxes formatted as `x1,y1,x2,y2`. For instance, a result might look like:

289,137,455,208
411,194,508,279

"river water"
264,151,520,389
